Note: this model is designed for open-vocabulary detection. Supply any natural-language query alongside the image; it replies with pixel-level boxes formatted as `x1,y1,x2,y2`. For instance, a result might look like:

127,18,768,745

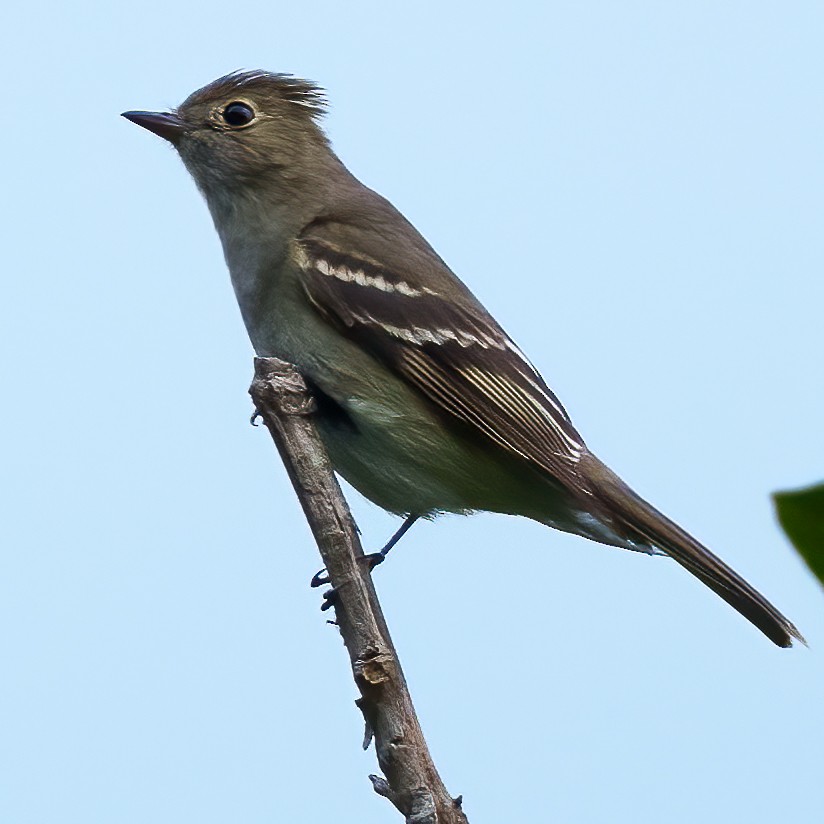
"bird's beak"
121,110,187,144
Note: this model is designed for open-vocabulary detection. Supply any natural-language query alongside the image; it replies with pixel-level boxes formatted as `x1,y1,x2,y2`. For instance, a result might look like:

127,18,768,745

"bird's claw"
310,568,331,587
320,588,338,611
310,568,336,611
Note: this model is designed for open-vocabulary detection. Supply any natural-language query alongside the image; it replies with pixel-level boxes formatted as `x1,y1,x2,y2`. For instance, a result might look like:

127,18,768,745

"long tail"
583,456,804,648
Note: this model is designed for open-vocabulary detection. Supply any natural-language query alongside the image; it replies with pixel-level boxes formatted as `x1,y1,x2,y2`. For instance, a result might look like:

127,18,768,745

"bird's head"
123,71,332,202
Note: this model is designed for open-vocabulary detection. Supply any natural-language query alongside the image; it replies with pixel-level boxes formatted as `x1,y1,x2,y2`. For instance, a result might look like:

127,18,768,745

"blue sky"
2,2,823,822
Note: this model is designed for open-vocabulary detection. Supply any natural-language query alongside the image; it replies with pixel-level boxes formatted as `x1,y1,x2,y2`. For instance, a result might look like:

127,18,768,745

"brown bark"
249,357,469,824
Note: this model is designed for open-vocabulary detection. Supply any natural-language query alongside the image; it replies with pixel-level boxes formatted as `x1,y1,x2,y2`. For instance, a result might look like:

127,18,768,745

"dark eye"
222,102,255,127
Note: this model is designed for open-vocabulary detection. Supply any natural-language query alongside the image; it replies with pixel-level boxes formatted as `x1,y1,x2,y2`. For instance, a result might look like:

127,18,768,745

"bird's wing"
295,235,587,487
294,231,805,648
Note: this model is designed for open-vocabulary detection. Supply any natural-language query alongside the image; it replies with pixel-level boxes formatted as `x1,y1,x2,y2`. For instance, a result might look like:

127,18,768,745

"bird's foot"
360,551,387,572
362,515,420,572
320,588,338,611
310,569,337,611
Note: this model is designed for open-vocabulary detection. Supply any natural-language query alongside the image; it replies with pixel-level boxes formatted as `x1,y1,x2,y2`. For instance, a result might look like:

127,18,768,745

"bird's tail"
583,456,804,648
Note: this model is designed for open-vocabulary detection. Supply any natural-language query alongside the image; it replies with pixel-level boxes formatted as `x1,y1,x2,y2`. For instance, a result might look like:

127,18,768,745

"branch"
249,357,469,824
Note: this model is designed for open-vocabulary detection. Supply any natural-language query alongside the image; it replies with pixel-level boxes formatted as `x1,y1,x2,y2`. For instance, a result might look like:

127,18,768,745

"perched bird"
123,71,802,647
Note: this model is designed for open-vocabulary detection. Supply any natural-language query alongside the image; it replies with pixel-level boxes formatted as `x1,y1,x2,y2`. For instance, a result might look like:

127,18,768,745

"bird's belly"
313,381,558,521
247,291,603,535
252,297,511,515
315,398,479,516
314,385,643,552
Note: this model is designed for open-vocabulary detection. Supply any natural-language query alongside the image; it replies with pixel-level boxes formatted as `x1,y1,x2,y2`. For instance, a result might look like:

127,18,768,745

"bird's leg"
310,515,421,603
363,515,420,570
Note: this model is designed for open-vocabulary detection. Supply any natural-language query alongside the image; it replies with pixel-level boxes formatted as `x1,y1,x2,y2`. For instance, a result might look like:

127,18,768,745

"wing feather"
296,236,586,486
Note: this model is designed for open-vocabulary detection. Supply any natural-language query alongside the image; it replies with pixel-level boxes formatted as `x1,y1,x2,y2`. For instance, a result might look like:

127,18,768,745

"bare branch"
249,356,469,824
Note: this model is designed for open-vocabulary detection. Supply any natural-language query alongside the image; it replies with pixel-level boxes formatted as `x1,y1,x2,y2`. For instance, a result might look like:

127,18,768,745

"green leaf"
774,483,824,587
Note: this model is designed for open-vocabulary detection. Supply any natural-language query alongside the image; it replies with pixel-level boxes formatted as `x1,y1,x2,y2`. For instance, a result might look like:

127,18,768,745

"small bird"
124,71,802,647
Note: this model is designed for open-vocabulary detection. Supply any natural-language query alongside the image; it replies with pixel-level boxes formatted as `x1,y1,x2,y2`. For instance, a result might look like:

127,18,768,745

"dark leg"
310,514,421,591
364,515,420,570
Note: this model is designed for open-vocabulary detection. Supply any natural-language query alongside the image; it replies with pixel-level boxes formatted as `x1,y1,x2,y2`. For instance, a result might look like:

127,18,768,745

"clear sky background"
2,2,823,822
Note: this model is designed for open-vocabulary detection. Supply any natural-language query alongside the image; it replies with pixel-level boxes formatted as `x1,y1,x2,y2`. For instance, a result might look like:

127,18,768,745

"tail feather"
584,457,804,648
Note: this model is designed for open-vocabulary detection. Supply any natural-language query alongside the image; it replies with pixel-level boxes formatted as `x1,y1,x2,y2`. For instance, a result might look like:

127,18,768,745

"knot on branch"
369,776,439,824
354,646,394,686
251,357,316,417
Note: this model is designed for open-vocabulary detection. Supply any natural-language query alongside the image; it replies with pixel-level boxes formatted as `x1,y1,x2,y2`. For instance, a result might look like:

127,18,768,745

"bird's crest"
182,70,328,121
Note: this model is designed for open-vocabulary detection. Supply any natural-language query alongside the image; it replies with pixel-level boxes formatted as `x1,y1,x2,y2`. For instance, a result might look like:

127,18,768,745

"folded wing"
297,236,587,489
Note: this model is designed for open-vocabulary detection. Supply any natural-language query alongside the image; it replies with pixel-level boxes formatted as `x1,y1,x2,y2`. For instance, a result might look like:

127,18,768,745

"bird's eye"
222,102,255,127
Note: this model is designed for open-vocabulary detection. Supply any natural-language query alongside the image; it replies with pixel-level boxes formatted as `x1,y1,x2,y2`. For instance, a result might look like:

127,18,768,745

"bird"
123,70,803,647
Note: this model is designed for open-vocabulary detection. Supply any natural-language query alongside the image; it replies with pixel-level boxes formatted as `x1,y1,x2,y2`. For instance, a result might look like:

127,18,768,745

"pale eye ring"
222,101,255,127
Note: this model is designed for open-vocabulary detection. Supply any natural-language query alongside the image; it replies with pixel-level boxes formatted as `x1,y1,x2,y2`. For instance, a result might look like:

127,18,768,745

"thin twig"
249,357,469,824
